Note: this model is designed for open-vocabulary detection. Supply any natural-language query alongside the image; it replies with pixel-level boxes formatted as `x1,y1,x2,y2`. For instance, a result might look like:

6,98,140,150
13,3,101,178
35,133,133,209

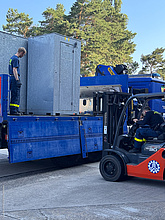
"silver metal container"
0,31,28,113
27,33,81,115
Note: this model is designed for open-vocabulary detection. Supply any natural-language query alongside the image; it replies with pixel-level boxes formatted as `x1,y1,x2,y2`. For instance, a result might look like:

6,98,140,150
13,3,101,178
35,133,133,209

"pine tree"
67,0,88,38
3,8,33,38
39,4,70,35
68,0,136,75
127,61,139,74
140,47,165,78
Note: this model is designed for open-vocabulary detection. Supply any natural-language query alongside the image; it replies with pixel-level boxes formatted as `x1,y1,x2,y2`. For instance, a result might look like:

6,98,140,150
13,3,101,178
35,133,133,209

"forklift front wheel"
99,155,124,182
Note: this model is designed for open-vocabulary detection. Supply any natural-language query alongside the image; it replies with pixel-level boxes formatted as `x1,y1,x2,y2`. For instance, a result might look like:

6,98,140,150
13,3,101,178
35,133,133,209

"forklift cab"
98,92,165,182
114,93,165,152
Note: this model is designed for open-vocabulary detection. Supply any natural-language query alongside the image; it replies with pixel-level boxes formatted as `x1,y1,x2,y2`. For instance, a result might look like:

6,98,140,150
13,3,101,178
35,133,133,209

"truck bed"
5,115,103,163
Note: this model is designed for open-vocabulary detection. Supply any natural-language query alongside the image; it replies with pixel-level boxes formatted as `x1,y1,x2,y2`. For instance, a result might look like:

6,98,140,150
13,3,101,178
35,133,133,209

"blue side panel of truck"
80,116,103,158
80,75,128,93
7,115,103,163
0,74,8,121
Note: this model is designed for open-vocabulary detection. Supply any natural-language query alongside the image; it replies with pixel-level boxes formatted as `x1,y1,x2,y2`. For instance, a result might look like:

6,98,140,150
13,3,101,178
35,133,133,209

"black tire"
99,155,124,182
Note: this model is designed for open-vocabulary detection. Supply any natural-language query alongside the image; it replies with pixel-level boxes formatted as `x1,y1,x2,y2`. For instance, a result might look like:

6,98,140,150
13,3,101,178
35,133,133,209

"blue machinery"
0,74,103,163
80,72,165,113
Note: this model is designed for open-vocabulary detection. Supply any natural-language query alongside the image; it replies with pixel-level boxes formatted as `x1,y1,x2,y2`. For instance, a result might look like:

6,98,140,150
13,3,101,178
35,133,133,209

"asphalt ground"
0,150,164,220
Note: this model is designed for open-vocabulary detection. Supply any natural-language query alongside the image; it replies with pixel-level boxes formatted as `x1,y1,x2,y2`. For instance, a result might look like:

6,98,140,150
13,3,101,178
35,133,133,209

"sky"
0,0,165,70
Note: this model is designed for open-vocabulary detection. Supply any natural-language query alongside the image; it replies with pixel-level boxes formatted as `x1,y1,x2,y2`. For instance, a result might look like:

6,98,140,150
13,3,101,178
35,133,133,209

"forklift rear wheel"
99,155,124,182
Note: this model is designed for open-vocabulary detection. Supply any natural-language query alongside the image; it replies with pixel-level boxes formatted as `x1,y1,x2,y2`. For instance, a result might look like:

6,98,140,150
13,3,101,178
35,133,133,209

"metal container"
0,31,28,113
27,33,81,115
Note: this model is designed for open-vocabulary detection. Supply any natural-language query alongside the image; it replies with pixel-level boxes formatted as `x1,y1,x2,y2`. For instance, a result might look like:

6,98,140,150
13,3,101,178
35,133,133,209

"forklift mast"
93,92,131,149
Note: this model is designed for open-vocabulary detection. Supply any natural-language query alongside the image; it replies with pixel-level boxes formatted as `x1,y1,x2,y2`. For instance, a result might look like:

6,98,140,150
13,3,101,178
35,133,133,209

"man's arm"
137,112,150,125
13,67,19,81
133,112,150,125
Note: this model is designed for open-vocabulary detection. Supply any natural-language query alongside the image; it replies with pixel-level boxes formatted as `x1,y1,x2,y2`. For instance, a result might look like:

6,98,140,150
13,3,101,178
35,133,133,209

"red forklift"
94,92,165,181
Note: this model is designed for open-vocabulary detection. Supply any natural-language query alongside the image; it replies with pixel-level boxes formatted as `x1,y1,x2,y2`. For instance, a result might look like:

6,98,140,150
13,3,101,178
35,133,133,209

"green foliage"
140,47,165,78
27,25,42,36
66,0,88,38
109,0,122,11
3,8,33,37
127,61,139,74
114,0,122,12
39,4,70,35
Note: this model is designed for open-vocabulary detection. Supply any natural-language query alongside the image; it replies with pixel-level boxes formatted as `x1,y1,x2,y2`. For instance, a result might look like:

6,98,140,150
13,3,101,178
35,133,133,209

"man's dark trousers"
134,127,162,150
10,76,21,114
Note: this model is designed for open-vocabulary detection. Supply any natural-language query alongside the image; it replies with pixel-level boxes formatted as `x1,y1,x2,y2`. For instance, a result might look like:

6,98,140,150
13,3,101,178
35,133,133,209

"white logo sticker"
148,160,160,174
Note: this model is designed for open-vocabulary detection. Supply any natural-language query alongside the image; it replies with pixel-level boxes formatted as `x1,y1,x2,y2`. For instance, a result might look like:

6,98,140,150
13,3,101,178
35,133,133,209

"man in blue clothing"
130,106,164,153
9,47,26,115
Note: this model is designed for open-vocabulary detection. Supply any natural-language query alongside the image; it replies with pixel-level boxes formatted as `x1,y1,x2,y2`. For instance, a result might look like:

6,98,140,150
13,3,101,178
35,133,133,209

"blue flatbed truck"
2,70,165,164
0,74,103,163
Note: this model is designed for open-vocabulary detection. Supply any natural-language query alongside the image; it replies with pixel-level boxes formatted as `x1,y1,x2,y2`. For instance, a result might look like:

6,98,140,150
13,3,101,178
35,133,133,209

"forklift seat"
160,122,165,131
157,122,165,140
146,122,165,141
157,133,165,140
